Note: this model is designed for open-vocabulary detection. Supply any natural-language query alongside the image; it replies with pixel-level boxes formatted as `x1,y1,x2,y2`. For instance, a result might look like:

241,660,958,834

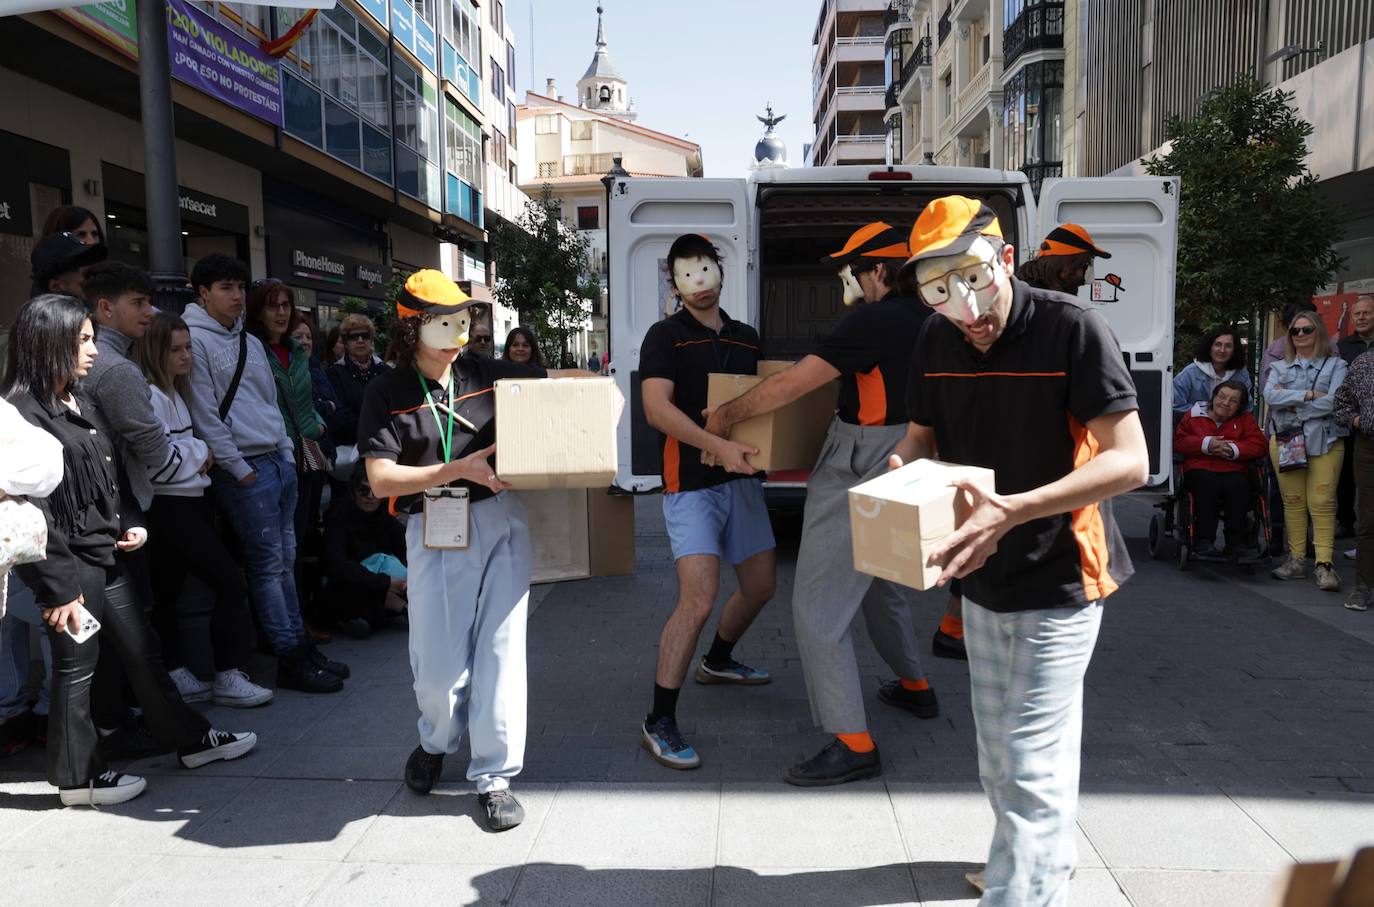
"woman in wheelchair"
1174,381,1267,558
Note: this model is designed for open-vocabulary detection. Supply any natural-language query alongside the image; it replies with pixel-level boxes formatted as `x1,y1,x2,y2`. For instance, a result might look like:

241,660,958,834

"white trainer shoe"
212,669,274,708
178,729,257,769
169,667,211,703
59,770,147,807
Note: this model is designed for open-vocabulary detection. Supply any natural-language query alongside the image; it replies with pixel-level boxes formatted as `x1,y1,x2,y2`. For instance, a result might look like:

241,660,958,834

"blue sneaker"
694,656,770,685
640,716,701,770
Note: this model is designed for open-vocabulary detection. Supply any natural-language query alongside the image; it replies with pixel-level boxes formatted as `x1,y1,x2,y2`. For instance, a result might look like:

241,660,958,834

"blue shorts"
662,478,775,565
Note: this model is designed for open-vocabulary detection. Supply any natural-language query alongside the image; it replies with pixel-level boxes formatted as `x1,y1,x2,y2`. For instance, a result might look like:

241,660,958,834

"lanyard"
416,367,455,464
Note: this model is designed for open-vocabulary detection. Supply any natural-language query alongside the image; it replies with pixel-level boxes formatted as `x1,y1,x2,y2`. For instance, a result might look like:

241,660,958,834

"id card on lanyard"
418,367,469,549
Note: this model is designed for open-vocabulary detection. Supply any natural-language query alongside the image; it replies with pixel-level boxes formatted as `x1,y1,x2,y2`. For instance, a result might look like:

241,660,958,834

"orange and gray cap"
824,222,910,268
394,269,476,319
1037,223,1111,259
899,196,1004,277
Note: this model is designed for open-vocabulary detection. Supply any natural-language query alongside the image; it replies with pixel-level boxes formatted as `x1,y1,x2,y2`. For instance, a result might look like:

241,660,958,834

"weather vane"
757,103,786,132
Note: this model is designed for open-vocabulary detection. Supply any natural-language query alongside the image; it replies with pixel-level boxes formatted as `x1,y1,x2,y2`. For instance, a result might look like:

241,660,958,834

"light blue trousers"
405,493,531,794
964,597,1103,907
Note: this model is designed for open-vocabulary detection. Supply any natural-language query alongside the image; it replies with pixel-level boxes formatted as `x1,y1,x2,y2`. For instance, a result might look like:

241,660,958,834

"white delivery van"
605,164,1179,499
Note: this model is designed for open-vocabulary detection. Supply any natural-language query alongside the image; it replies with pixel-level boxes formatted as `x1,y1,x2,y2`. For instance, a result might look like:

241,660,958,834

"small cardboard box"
849,458,997,591
706,360,838,472
495,377,619,489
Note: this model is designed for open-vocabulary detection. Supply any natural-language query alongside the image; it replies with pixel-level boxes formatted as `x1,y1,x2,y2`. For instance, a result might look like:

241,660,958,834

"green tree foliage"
1144,77,1341,365
492,187,595,363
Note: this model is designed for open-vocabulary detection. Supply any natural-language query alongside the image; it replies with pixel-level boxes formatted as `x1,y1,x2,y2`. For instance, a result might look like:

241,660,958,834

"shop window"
577,206,600,230
284,72,324,149
325,98,362,169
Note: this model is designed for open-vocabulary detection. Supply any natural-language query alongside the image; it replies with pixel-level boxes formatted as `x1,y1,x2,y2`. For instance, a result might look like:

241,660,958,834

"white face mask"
839,265,865,306
418,310,471,351
672,255,722,299
918,238,1006,328
1081,263,1095,290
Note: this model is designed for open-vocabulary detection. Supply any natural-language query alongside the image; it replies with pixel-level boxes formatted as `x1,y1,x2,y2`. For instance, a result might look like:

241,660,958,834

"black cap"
30,233,108,286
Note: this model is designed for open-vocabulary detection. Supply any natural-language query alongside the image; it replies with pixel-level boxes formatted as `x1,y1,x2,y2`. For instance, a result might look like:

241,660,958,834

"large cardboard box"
495,377,619,489
849,458,997,591
520,488,637,584
706,360,838,472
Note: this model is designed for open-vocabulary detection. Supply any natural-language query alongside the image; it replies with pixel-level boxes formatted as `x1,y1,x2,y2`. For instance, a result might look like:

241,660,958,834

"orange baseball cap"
900,196,1004,276
395,269,476,319
824,222,910,267
1037,223,1111,259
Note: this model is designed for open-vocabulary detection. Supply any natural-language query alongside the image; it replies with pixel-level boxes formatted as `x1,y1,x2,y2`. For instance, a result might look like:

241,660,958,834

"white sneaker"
59,770,147,807
1346,547,1357,560
965,869,987,893
213,669,273,708
169,667,211,703
178,729,257,769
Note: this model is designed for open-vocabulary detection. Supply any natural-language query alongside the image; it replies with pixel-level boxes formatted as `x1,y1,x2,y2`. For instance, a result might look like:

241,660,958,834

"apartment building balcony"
937,5,952,45
954,60,993,135
1003,2,1065,70
1021,161,1062,196
896,34,933,107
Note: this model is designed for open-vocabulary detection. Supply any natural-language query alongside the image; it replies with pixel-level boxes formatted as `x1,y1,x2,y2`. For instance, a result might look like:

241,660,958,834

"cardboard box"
849,458,997,591
706,360,838,472
587,489,636,576
520,488,637,585
495,377,619,489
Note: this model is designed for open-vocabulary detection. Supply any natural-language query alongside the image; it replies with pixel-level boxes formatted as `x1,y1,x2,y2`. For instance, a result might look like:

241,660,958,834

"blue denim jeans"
0,577,51,720
213,451,305,656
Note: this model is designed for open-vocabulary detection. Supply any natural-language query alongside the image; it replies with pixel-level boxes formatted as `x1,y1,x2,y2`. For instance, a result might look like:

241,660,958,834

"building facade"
1080,1,1374,301
0,0,506,335
515,7,701,365
881,0,1076,193
811,0,890,167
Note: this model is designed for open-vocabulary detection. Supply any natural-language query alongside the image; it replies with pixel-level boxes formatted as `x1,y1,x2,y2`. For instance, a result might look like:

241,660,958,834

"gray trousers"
794,420,927,734
405,493,532,794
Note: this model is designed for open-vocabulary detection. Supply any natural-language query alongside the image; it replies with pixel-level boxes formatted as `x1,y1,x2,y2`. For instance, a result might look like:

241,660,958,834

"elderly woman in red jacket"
1174,380,1267,558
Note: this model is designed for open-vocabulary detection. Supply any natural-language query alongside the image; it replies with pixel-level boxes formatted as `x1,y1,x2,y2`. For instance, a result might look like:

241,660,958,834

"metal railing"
901,34,933,87
1022,161,1063,196
563,152,621,176
837,85,886,95
837,35,885,45
1003,1,1065,68
837,134,887,143
937,5,952,45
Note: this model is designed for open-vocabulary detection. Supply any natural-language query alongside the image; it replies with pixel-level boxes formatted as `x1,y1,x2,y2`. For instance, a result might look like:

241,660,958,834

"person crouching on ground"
358,270,607,831
321,463,409,639
1173,381,1266,558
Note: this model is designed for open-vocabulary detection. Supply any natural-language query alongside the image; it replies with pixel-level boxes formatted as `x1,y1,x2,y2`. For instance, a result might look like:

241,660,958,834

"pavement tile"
0,779,63,848
12,774,251,855
1113,869,1282,907
887,783,1103,869
4,852,160,906
119,738,288,779
1076,789,1293,871
256,744,416,781
310,861,521,906
717,782,906,870
714,864,917,907
111,855,334,907
527,782,718,868
910,866,1129,906
170,778,399,860
347,783,556,865
1226,789,1374,861
511,863,712,907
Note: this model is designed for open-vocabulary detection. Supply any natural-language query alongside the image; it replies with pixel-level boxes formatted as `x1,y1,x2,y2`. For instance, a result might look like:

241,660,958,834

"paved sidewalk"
1,494,1372,905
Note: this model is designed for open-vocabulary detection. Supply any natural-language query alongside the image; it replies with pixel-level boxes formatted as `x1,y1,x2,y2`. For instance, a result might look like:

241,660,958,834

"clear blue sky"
509,0,818,178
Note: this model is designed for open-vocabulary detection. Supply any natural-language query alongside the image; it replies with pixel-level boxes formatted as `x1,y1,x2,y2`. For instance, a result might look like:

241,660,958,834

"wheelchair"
1147,459,1274,571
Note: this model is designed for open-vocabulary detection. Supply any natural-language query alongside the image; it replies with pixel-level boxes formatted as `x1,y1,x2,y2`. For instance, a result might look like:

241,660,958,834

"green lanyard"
417,367,455,464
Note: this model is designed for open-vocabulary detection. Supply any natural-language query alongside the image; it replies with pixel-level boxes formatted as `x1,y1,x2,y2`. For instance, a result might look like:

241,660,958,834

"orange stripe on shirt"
923,371,1067,378
663,436,681,493
855,366,887,426
1067,415,1119,601
389,387,494,416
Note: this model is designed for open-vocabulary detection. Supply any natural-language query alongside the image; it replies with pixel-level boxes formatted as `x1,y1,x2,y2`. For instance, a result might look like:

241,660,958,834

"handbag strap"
218,330,249,421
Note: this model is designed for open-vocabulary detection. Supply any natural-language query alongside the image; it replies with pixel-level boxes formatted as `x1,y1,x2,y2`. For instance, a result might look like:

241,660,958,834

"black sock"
704,633,737,668
647,684,680,724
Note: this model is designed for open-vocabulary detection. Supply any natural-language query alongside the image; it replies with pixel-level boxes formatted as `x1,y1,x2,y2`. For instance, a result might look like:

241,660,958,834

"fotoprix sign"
166,0,284,127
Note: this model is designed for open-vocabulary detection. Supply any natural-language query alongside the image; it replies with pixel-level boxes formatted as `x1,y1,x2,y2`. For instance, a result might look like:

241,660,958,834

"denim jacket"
1263,355,1349,456
1171,360,1252,415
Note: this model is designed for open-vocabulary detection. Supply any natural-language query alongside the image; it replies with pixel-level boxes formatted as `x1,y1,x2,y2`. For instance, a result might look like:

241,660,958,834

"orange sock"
939,615,964,639
836,731,875,753
900,677,930,692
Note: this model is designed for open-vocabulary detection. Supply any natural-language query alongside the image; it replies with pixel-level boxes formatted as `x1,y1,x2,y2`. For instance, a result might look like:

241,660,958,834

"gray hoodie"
183,302,291,481
84,325,173,511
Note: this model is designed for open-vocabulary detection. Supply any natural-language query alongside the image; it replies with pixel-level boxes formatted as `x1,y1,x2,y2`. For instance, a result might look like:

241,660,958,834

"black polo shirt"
639,306,764,493
905,279,1138,612
357,352,546,514
814,293,930,426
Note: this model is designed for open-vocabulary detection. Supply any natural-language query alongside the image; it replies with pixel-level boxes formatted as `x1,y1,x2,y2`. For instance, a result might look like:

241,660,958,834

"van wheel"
1148,514,1163,559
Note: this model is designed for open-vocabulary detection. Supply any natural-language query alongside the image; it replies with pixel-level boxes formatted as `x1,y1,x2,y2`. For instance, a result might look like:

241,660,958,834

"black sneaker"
877,680,940,719
59,770,147,807
276,652,344,694
405,745,444,794
98,716,171,761
932,629,967,661
306,641,350,679
0,711,36,758
784,738,881,787
178,728,257,769
478,789,525,831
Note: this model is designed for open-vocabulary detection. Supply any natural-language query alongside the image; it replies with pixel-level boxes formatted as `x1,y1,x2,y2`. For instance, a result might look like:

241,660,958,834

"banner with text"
165,0,283,126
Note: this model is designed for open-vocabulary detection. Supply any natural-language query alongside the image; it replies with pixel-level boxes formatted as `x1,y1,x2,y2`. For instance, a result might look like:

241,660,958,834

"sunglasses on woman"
343,331,372,342
1289,325,1317,336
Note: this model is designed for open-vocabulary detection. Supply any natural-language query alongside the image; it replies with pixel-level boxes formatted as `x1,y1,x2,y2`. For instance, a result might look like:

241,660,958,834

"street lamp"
1265,42,1323,64
599,154,629,368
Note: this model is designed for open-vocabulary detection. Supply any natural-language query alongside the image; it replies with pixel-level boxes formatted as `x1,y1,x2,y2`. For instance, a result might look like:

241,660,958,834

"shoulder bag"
272,372,329,474
1270,358,1331,472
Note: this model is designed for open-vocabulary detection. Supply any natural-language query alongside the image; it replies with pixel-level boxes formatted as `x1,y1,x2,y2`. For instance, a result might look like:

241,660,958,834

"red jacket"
1174,407,1267,475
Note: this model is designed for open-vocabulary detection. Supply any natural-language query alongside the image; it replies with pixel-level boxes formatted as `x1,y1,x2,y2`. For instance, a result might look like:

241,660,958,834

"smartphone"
63,604,100,644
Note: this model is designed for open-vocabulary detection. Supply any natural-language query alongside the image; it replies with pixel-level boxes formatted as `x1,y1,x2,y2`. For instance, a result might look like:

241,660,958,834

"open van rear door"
1037,176,1180,486
607,177,752,492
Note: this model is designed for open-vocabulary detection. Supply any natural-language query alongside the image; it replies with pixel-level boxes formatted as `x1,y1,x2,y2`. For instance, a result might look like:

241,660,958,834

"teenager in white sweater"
134,313,271,708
